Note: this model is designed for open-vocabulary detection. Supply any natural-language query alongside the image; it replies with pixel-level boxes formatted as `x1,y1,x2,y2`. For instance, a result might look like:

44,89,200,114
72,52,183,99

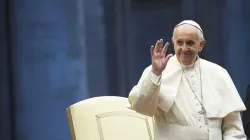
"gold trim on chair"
95,111,153,140
67,107,76,140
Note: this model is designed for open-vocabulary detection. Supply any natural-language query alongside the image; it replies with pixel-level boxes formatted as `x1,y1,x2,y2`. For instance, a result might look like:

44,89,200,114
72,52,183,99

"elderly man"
128,20,246,140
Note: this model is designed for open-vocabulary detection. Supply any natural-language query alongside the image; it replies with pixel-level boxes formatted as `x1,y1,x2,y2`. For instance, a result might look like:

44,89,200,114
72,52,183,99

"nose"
181,44,189,52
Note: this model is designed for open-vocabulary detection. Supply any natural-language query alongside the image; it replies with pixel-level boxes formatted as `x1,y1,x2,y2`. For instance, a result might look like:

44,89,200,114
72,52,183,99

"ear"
171,38,175,45
198,40,206,52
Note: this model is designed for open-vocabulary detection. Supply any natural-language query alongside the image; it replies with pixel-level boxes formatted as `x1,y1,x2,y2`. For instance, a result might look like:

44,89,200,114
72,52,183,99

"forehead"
174,24,198,41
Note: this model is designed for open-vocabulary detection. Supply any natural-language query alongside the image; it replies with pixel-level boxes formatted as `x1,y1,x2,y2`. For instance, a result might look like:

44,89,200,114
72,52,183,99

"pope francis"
128,20,247,140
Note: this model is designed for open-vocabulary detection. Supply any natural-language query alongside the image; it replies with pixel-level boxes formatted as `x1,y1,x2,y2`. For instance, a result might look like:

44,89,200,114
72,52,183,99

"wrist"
151,68,162,76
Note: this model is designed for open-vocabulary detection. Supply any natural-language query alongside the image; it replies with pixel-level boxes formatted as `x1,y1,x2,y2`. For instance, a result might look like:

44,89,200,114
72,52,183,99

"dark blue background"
1,0,249,139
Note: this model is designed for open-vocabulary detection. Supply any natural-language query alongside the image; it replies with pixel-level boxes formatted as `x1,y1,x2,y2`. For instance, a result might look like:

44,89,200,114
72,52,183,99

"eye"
177,40,183,46
187,41,195,46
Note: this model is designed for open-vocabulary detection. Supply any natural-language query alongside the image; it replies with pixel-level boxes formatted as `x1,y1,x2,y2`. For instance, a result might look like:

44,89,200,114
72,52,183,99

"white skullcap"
175,20,203,33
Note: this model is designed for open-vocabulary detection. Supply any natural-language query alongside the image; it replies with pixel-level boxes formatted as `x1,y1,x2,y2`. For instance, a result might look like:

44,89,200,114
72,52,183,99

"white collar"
180,56,200,69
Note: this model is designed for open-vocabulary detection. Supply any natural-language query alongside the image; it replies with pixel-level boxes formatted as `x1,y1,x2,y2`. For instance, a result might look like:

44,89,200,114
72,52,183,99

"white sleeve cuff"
150,71,161,84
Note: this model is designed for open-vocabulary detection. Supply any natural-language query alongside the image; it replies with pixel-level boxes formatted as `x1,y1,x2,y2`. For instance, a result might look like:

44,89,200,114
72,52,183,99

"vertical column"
103,0,131,96
200,0,227,65
113,0,131,97
84,0,109,97
226,0,247,98
0,0,12,140
242,0,250,100
10,0,88,139
181,0,195,19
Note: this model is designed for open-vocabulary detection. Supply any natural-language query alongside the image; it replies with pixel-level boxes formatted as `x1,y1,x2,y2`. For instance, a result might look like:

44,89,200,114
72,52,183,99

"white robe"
128,55,246,140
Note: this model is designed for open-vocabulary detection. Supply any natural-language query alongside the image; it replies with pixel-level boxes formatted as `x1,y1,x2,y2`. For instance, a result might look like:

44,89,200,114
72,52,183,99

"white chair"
66,96,154,140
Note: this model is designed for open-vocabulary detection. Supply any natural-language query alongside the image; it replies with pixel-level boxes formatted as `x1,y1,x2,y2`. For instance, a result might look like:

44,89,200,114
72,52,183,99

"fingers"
165,54,173,61
158,39,163,52
162,53,173,66
151,39,168,56
155,39,163,52
154,40,159,52
162,42,169,55
150,45,154,56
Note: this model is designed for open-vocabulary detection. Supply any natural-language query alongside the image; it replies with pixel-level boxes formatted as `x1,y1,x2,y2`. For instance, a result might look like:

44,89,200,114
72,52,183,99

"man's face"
172,25,205,65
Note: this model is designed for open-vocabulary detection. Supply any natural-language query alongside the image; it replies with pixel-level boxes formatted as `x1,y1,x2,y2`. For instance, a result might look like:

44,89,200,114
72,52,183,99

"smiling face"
172,24,206,65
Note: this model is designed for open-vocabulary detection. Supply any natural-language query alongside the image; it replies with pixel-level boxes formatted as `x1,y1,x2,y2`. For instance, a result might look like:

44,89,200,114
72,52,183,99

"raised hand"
150,39,173,76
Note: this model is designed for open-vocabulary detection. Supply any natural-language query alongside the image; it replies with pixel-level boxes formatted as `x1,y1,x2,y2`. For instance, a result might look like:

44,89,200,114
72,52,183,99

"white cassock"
128,55,246,140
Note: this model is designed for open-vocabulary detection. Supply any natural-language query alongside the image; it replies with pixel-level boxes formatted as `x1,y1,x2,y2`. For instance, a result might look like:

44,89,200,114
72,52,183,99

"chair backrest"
66,96,154,140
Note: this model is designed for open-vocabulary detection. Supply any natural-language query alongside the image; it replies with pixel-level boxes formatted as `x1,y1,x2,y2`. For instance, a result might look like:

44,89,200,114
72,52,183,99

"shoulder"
144,65,152,73
138,65,152,79
200,58,234,85
200,58,228,74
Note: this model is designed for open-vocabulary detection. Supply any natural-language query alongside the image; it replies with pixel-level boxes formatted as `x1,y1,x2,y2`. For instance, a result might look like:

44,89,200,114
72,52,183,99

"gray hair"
172,26,204,41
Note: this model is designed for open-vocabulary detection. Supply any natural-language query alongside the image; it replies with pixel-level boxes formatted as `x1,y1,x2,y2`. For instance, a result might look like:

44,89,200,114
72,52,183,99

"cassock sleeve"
128,66,161,117
222,111,247,140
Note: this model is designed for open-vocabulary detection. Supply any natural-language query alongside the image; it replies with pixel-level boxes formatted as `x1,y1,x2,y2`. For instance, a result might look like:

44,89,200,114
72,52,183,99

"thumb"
164,54,173,65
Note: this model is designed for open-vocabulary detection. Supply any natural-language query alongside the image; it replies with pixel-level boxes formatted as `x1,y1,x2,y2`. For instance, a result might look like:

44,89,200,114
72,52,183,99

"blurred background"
1,0,250,140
